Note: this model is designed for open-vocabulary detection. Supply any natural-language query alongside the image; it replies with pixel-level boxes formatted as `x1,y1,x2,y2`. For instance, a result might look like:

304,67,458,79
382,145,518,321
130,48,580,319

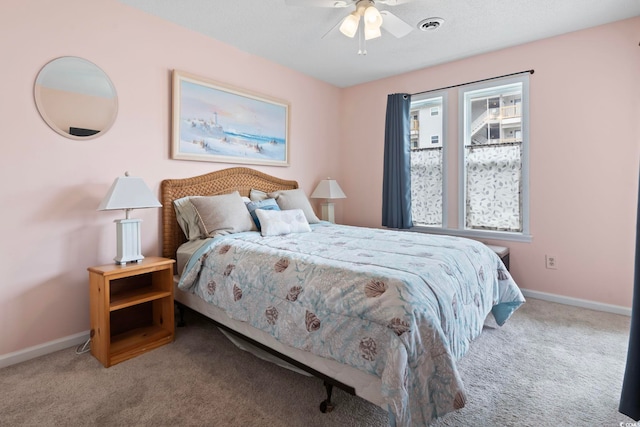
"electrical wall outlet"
545,255,557,269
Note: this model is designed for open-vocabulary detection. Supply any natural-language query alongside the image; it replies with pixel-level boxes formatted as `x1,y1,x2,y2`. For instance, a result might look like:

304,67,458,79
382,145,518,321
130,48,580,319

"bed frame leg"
176,303,186,327
319,381,334,413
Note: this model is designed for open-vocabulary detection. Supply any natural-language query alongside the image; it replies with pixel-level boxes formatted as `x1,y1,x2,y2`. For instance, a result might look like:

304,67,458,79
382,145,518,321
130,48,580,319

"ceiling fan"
285,0,414,45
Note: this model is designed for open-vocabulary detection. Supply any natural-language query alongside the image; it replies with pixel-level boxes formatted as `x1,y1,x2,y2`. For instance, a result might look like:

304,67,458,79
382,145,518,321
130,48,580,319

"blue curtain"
620,174,640,421
382,93,412,229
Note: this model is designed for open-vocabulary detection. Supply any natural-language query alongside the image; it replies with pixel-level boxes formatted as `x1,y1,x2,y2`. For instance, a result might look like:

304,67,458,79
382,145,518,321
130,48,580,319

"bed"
161,167,525,427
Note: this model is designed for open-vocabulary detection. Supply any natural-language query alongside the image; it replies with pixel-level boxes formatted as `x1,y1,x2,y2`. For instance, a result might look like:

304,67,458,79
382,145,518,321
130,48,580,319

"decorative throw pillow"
173,196,205,241
268,188,320,224
245,198,281,230
256,208,311,237
190,191,256,237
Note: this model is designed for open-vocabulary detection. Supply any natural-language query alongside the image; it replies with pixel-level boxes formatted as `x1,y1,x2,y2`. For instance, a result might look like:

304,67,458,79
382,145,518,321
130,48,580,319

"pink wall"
0,0,341,356
1,0,637,360
340,17,640,308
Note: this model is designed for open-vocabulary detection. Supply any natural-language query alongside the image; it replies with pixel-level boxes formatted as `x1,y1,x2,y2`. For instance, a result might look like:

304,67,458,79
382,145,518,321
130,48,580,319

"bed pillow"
190,191,256,237
256,208,311,237
245,198,281,230
268,188,320,224
249,188,269,202
173,196,205,241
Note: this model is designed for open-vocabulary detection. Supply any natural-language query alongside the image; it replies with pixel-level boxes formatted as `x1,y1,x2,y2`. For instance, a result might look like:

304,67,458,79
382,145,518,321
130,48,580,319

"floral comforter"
178,223,524,426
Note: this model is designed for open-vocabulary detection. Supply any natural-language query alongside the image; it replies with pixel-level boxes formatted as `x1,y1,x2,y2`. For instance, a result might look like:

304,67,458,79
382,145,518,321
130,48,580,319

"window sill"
410,226,532,243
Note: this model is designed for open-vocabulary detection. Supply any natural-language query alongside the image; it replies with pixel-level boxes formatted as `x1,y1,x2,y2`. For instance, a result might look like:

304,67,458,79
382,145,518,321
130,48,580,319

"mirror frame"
34,56,118,140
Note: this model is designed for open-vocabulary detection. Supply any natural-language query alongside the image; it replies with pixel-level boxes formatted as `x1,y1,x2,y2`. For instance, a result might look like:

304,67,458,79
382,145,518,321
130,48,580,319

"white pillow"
268,188,320,224
256,208,311,237
190,191,256,237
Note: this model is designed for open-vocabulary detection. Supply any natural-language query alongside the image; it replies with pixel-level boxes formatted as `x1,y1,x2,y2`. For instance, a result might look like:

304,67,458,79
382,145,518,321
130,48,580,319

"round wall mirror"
34,57,118,140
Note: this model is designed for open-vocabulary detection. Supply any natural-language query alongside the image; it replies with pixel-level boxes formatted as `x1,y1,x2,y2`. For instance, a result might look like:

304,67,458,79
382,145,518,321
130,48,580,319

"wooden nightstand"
486,244,510,271
88,257,175,367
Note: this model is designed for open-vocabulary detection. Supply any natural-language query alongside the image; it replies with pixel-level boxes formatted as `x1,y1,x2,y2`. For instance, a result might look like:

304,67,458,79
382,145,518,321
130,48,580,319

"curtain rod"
409,69,534,97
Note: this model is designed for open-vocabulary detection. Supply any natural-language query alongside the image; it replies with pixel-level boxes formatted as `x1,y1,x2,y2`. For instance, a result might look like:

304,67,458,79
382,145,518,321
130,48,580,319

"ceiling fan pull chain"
357,19,362,54
358,19,367,55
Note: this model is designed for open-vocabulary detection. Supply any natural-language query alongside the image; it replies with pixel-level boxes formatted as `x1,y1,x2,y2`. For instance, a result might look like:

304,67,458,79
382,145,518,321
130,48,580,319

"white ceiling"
118,0,640,88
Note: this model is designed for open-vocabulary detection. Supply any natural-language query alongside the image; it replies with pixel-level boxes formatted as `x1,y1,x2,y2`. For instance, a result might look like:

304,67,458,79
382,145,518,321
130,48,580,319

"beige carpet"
0,298,634,426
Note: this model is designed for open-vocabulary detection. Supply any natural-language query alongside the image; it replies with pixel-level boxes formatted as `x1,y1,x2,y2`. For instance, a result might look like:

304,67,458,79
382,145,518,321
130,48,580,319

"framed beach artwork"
171,70,289,166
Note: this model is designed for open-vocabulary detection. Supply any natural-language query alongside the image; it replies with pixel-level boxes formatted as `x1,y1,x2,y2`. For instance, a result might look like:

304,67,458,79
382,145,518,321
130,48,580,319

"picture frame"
171,70,289,166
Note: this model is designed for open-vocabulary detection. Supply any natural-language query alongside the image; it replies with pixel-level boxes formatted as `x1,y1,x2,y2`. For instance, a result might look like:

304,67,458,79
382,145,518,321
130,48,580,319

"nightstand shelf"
110,288,172,311
110,325,173,365
89,257,175,367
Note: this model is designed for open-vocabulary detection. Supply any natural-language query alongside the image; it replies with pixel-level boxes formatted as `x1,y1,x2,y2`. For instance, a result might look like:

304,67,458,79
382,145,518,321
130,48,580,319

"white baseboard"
0,290,631,369
521,288,632,317
0,330,90,369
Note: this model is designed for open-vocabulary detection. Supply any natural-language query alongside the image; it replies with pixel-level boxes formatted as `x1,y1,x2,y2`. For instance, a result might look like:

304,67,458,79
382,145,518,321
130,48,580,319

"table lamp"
98,172,162,265
310,178,346,223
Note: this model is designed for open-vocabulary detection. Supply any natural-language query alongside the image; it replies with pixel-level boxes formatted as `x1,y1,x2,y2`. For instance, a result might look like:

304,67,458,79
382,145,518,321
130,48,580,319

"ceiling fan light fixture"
339,12,360,38
363,5,383,28
364,22,382,40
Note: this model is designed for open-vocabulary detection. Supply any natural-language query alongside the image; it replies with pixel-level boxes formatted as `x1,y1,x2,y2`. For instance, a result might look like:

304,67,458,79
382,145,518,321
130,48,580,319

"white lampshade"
339,12,360,38
310,178,346,224
98,172,161,265
98,172,162,216
310,179,347,200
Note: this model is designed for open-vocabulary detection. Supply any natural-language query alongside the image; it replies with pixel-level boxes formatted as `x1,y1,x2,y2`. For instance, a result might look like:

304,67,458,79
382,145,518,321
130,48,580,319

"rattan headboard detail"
161,167,298,260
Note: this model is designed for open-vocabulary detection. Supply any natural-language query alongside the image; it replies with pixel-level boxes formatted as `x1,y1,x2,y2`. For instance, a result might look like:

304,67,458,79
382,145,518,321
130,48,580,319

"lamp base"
320,202,336,223
114,218,144,265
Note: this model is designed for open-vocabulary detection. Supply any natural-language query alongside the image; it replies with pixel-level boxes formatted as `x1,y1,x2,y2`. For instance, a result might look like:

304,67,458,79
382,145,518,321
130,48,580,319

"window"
409,93,446,227
461,77,529,235
409,74,530,241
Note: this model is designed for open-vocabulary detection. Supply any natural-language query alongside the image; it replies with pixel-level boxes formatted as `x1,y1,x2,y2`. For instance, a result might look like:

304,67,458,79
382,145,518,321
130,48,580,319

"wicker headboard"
161,167,298,260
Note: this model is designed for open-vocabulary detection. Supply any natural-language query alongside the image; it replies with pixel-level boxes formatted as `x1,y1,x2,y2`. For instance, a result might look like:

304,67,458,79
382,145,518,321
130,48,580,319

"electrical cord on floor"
75,338,91,355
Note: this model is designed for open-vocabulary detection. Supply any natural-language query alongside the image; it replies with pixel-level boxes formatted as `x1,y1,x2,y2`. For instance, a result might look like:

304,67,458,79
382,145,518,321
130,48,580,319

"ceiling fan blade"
321,16,346,39
379,10,413,38
284,0,353,7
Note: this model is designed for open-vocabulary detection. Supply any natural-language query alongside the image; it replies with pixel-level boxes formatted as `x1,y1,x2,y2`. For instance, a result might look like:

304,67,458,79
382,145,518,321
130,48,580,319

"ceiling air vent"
418,17,444,32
